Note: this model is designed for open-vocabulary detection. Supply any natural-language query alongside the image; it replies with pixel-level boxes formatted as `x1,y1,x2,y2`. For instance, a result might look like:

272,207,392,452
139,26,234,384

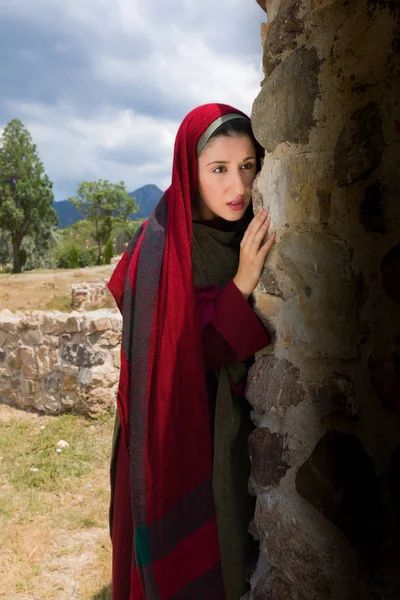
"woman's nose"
232,170,246,196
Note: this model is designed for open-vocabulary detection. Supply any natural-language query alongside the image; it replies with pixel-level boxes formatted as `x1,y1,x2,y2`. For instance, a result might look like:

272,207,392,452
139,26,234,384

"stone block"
110,316,122,332
0,372,12,392
33,394,62,414
89,317,111,334
262,0,304,76
36,346,53,378
253,569,303,600
18,314,41,330
43,335,60,348
61,343,107,367
309,376,360,422
66,315,84,333
61,392,76,410
0,317,18,334
21,379,40,395
334,103,384,186
101,329,121,346
21,328,43,346
91,364,118,388
254,492,359,600
42,373,60,393
252,46,320,153
111,347,121,369
0,348,6,362
0,330,8,346
60,364,79,375
59,373,77,392
78,367,93,386
247,355,305,413
249,428,290,488
16,346,39,379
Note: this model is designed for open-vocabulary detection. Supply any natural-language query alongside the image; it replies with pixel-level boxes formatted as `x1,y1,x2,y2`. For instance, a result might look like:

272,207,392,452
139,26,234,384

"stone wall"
0,308,121,417
71,280,115,311
248,0,400,598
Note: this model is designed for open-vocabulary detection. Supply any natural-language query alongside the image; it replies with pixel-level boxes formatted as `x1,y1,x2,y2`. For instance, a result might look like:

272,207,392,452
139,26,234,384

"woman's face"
196,134,258,221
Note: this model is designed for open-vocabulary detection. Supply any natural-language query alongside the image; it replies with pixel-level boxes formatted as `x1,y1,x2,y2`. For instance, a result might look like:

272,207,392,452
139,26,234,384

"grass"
0,406,115,599
44,294,73,312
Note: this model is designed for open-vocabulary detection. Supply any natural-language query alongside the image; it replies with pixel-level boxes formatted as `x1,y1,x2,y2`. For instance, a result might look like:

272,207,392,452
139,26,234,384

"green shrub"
70,245,79,268
55,245,97,269
78,247,98,268
103,239,114,265
19,247,27,269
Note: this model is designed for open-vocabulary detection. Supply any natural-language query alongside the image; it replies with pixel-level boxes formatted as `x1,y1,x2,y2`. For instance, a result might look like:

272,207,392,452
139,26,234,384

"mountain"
54,184,164,229
128,184,163,219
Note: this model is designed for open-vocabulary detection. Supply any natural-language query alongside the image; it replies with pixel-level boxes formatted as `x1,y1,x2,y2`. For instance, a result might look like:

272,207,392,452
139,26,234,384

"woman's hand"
233,209,275,299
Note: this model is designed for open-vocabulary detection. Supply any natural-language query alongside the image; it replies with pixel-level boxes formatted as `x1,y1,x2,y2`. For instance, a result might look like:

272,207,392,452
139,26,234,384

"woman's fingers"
260,233,276,257
242,209,269,248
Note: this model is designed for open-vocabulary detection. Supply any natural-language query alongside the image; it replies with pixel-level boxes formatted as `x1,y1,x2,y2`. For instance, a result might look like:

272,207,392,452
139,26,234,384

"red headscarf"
108,103,248,599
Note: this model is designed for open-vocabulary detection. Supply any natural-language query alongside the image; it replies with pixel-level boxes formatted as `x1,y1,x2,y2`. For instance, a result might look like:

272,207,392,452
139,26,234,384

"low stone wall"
0,308,121,416
71,281,115,311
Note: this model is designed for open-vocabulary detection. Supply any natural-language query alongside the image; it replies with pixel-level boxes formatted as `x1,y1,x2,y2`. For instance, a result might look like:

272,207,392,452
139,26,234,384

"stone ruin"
0,308,121,417
71,280,115,311
246,0,400,598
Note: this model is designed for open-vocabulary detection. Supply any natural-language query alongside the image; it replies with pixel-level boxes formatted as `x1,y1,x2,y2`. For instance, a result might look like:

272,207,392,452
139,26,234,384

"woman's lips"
227,199,245,211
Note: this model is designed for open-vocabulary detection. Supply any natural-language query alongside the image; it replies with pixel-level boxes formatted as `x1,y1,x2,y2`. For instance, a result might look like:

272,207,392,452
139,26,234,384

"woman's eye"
213,166,226,173
242,162,254,170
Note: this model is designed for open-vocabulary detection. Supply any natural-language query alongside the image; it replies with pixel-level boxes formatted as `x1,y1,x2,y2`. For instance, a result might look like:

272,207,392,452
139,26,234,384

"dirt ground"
0,266,118,599
0,405,114,600
0,265,115,312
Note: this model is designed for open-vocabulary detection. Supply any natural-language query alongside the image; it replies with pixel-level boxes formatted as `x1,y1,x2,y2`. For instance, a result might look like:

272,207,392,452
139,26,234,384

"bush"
70,245,79,268
19,248,27,269
103,239,114,265
78,247,98,268
55,245,98,269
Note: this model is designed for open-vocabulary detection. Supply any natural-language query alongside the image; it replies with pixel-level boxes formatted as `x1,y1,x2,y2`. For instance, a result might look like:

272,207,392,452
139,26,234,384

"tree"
70,179,136,264
0,119,58,273
103,238,114,265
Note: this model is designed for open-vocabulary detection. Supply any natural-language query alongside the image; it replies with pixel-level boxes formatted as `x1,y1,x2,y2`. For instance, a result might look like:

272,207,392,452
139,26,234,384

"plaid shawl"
107,104,248,599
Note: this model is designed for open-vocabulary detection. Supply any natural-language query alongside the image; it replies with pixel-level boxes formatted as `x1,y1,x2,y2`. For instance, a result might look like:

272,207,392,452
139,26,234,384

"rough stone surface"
360,182,386,234
277,232,364,358
253,569,304,599
380,244,400,306
61,343,108,368
252,46,320,152
295,431,382,559
334,103,385,186
249,428,290,488
309,376,360,422
368,340,400,415
247,355,305,414
71,280,114,311
250,0,400,597
0,309,121,415
262,0,304,76
254,492,360,600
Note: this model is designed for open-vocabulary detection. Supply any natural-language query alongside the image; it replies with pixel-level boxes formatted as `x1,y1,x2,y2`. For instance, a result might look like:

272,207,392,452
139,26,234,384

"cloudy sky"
0,0,265,200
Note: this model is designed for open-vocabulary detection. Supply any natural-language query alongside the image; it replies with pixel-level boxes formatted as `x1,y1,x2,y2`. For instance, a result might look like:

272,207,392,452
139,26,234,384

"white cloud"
0,0,265,199
11,102,178,197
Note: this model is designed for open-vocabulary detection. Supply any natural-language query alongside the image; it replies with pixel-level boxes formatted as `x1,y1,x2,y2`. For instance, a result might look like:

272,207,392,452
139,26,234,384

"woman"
108,103,275,600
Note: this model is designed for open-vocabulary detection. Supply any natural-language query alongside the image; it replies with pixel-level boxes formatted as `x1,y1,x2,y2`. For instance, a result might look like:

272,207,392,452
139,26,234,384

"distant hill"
54,184,163,229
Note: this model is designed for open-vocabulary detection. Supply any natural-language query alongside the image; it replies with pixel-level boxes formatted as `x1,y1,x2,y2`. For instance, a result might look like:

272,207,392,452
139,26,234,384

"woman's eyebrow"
205,156,256,167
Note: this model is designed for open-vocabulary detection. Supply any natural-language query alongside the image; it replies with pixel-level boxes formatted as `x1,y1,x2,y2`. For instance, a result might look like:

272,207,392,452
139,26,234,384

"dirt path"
0,405,113,600
0,265,114,311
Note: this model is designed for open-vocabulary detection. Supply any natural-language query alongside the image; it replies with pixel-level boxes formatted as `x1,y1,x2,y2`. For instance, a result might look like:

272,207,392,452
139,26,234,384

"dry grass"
0,405,114,600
